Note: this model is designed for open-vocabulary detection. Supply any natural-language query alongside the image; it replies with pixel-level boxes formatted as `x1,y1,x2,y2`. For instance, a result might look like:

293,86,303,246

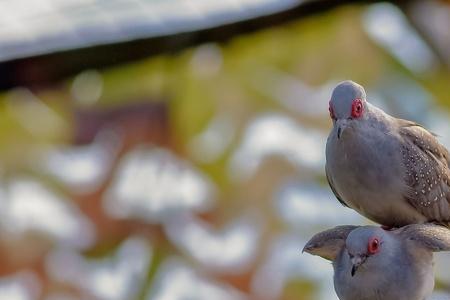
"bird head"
328,80,367,139
346,226,388,277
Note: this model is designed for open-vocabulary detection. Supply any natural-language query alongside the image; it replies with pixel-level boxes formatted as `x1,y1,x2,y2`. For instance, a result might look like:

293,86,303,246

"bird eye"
351,99,363,118
328,101,336,120
368,237,380,254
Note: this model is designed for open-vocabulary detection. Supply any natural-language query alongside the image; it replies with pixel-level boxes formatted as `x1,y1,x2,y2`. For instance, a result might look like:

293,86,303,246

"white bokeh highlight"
164,213,261,273
252,234,338,300
104,145,215,222
229,113,326,181
275,181,365,230
364,2,437,75
46,236,151,300
147,258,248,300
0,178,95,249
0,271,40,300
189,114,235,163
44,129,122,194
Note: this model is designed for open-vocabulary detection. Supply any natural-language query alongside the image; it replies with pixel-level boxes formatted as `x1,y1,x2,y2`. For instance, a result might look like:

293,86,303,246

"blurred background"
0,0,450,299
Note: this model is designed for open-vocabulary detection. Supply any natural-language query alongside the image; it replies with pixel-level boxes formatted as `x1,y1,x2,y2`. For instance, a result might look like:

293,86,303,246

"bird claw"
381,225,397,231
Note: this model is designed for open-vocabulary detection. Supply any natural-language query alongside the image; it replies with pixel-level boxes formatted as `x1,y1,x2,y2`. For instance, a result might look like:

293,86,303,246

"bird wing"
398,223,450,252
303,225,359,261
326,163,349,208
398,119,450,223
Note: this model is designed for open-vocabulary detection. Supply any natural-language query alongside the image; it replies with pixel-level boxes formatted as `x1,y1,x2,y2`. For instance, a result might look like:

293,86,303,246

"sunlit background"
0,0,450,299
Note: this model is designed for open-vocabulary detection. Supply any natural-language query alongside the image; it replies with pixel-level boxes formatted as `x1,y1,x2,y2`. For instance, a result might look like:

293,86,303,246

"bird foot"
381,225,396,231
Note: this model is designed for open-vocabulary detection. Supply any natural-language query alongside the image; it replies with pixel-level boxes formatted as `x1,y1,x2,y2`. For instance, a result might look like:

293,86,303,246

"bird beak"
351,265,358,277
350,256,365,277
336,119,349,139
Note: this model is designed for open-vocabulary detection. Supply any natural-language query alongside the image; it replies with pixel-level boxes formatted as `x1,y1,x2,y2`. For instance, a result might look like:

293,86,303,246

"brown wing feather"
398,119,450,223
303,225,358,261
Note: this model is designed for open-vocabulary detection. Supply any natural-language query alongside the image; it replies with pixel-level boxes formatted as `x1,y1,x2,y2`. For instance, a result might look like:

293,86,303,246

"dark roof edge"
0,0,384,91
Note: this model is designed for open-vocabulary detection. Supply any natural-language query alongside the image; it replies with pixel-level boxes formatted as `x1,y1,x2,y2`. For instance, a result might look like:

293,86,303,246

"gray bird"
303,224,450,300
326,80,450,227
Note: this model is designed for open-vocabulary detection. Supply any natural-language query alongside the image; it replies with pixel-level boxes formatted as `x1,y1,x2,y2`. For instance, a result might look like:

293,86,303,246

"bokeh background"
0,0,450,299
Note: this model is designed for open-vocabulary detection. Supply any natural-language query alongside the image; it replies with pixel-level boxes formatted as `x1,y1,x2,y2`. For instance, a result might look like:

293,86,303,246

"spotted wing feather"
398,120,450,223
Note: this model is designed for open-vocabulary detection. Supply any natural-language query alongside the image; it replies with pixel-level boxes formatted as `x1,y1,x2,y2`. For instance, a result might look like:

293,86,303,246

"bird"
326,80,450,227
303,224,450,300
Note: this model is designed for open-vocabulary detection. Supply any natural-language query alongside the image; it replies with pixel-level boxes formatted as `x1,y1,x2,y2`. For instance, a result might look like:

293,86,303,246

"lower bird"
303,224,450,300
326,80,450,227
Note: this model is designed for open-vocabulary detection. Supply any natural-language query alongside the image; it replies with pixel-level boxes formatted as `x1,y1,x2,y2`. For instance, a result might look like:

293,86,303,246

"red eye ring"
351,98,363,118
328,101,336,120
368,237,380,254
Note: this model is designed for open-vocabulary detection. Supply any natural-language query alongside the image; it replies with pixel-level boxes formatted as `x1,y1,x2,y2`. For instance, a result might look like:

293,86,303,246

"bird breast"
327,124,404,196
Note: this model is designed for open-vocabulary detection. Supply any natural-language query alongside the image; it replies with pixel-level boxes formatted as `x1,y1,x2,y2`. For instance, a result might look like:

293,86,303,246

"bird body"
303,224,450,300
326,81,450,227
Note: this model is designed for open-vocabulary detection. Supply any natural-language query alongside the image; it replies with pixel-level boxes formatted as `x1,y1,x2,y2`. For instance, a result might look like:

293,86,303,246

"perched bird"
326,80,450,227
303,224,450,300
